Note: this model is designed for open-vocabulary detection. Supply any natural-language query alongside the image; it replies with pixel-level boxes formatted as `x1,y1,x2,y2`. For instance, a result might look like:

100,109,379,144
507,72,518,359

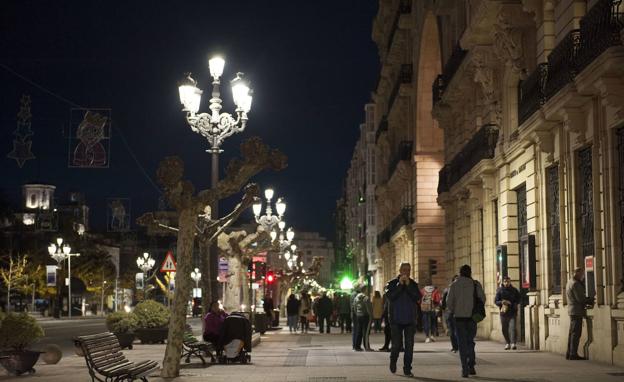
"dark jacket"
494,285,521,316
286,297,300,316
338,295,351,314
317,295,333,317
384,276,421,325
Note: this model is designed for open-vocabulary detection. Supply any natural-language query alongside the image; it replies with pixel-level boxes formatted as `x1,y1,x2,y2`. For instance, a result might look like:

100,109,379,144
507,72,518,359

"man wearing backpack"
352,286,372,351
447,264,486,378
385,262,421,377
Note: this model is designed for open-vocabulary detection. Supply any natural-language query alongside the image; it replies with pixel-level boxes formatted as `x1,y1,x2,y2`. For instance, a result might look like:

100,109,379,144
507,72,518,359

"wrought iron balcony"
375,116,389,143
576,0,624,72
431,43,468,104
377,229,391,247
386,0,412,54
388,140,413,178
437,124,499,194
518,63,548,125
543,29,580,101
388,64,413,111
376,205,414,248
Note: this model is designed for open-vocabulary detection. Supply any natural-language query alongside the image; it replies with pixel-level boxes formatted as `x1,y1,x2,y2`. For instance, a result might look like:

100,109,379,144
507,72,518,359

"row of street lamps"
47,237,80,319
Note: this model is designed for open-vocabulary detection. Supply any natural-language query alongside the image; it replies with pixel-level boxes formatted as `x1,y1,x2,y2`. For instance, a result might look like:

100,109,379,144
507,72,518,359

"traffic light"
266,271,275,284
255,262,266,281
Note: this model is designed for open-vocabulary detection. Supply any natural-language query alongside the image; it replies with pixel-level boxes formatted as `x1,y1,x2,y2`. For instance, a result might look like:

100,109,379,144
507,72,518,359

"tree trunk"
199,240,212,319
224,255,242,312
242,262,250,313
161,209,196,378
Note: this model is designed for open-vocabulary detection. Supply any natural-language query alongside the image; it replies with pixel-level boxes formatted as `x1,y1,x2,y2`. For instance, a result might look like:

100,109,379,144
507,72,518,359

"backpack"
354,294,367,317
472,281,486,323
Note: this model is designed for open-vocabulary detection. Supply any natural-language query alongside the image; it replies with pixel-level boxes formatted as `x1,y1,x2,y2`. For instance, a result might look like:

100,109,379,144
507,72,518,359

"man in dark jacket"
384,262,421,377
317,291,333,334
566,267,593,360
495,276,521,350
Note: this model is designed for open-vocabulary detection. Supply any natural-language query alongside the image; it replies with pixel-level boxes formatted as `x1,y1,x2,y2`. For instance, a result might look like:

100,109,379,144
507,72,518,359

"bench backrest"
78,332,130,375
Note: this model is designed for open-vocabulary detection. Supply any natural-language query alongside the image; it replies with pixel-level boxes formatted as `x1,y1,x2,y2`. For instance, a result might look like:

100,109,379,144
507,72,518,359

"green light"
340,276,353,290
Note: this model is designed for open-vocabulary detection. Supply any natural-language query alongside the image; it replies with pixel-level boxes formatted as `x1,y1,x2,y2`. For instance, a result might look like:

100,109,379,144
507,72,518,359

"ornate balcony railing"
437,124,499,194
431,43,468,105
386,0,412,54
376,205,414,248
388,140,413,178
576,0,624,72
388,64,413,111
518,63,548,125
375,116,389,143
543,29,581,101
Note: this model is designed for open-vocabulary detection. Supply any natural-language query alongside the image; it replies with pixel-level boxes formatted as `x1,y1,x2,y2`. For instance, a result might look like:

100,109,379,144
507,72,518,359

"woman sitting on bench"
203,301,227,345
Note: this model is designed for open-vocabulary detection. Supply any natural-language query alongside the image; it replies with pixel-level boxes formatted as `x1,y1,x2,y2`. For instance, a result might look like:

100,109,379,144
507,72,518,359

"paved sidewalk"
2,327,623,381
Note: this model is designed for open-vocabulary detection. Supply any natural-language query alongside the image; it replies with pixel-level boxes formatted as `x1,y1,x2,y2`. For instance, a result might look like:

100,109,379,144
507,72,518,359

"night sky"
1,1,379,240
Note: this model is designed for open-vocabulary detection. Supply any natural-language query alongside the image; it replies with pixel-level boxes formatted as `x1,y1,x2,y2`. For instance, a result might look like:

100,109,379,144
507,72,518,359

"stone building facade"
430,0,624,366
295,231,335,286
372,0,447,289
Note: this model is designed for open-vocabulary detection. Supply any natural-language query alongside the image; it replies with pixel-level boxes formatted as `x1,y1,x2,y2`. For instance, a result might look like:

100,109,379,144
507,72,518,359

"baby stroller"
218,312,252,364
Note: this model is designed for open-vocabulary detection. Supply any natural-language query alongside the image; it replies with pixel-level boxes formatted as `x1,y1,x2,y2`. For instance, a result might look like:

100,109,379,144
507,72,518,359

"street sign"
160,251,176,273
46,265,57,286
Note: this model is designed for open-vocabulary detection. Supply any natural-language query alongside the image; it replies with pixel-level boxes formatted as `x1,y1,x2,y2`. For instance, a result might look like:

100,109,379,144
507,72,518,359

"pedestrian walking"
420,280,441,343
446,264,486,378
299,291,312,334
353,286,372,351
385,262,421,377
286,294,300,333
441,275,459,353
338,293,352,333
351,288,359,349
372,290,384,333
495,276,520,350
317,291,333,334
566,267,593,360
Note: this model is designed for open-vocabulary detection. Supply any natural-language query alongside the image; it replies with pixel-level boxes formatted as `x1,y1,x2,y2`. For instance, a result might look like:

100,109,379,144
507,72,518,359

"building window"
547,165,561,294
617,127,624,286
577,146,594,259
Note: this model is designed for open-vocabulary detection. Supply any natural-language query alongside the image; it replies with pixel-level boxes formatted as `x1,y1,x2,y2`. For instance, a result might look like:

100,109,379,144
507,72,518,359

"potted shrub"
106,311,138,349
0,313,44,375
133,300,170,344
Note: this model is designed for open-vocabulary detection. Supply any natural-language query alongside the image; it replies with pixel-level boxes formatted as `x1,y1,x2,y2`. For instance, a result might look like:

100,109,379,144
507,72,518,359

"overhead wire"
0,62,161,194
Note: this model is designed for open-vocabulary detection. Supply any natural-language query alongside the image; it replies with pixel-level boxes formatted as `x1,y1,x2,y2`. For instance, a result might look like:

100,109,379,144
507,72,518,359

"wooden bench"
77,332,159,382
181,331,216,366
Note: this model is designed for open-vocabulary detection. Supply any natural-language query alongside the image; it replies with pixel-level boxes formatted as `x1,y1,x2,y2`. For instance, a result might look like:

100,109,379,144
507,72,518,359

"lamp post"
190,267,201,289
136,252,155,299
179,56,252,301
48,237,80,319
253,188,286,232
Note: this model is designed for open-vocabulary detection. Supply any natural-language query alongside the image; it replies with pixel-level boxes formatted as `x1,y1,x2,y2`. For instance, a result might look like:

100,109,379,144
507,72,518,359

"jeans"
455,318,477,373
318,315,331,333
500,314,516,344
445,314,458,350
287,315,298,332
373,318,382,332
382,321,391,348
339,313,351,333
422,311,436,337
300,316,309,332
352,314,358,348
567,315,583,357
355,315,369,349
390,323,415,373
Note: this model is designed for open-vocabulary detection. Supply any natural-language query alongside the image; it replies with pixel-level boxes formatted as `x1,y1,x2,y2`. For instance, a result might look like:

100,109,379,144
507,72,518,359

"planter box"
135,327,168,344
0,350,42,376
114,332,135,349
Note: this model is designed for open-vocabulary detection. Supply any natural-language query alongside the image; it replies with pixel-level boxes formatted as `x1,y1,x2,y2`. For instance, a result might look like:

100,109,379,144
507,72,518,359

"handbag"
472,281,486,323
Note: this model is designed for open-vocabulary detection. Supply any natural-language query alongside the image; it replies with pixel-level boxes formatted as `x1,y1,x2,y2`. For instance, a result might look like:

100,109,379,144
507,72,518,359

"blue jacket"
384,276,421,325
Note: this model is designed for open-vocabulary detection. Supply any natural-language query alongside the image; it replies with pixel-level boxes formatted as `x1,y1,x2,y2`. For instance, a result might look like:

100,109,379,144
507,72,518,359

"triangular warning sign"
160,251,176,272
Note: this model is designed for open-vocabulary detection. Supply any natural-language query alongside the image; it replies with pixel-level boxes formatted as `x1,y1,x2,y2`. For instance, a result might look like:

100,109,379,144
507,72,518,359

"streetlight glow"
208,56,225,79
231,72,250,107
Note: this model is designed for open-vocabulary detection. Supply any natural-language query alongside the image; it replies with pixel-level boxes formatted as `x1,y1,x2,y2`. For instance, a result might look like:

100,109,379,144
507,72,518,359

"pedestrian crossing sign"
160,251,176,272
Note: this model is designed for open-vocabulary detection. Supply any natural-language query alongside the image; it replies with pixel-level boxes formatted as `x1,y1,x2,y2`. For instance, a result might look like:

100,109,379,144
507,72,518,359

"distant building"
295,231,334,286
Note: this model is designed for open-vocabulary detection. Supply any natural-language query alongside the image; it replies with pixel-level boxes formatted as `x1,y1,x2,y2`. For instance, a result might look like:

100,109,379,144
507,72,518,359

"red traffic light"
266,271,275,284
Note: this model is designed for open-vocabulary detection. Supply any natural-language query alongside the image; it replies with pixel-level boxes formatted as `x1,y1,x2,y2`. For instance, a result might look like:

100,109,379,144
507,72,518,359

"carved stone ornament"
492,10,526,75
532,129,555,163
595,77,624,123
560,108,587,144
471,52,502,125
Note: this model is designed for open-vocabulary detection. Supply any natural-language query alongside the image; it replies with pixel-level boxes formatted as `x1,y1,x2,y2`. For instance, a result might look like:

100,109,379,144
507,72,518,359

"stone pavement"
3,327,624,381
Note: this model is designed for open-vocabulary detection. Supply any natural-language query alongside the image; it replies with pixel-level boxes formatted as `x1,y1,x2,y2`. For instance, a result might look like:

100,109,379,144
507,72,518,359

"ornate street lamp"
48,237,80,319
191,268,202,289
136,252,155,298
253,188,286,232
179,56,252,299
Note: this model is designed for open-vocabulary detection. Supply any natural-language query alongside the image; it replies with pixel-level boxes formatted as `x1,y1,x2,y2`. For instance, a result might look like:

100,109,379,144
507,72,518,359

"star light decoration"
7,95,35,168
